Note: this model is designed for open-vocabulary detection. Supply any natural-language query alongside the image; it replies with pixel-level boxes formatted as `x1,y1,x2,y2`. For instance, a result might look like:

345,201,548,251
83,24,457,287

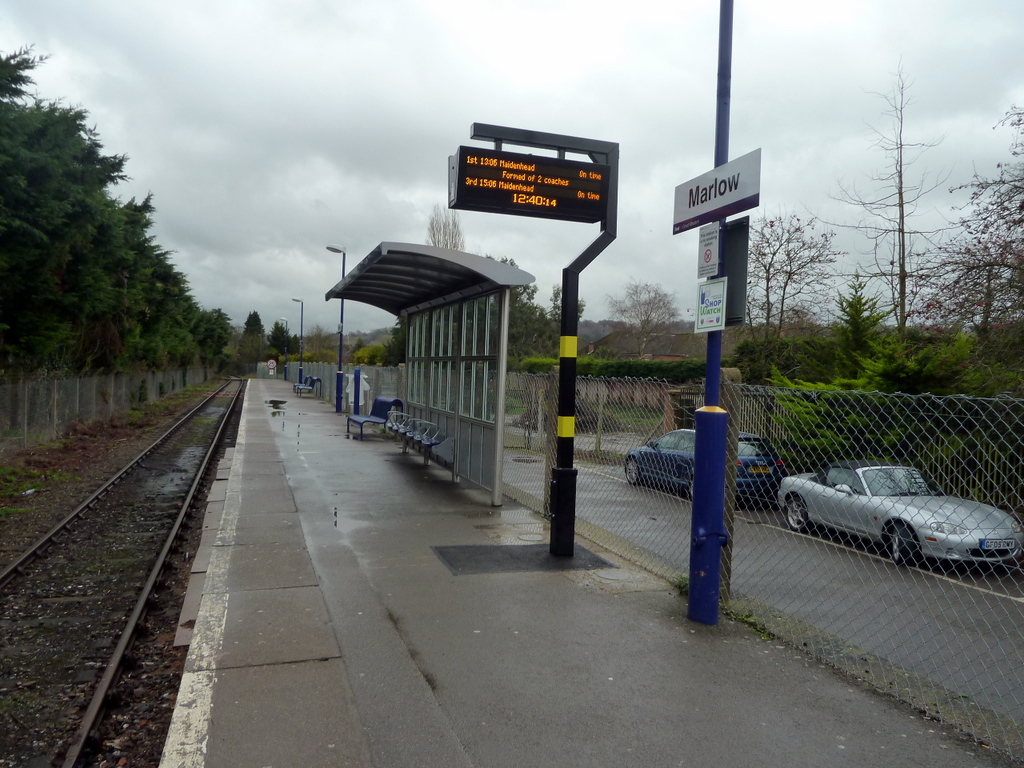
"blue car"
624,429,785,505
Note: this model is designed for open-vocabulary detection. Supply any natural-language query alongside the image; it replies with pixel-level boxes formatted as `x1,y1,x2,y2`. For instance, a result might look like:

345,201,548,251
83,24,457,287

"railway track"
0,378,245,767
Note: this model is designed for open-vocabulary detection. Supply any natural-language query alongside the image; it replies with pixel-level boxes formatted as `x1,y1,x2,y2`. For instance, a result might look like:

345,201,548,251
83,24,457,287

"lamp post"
291,298,304,382
327,244,346,413
279,317,289,381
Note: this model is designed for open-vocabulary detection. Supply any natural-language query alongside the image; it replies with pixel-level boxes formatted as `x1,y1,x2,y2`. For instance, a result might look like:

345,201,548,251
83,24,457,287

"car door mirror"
833,483,856,496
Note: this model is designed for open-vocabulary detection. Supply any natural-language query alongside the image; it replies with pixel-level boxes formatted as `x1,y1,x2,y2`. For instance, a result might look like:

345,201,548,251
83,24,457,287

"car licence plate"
749,465,770,473
981,539,1016,550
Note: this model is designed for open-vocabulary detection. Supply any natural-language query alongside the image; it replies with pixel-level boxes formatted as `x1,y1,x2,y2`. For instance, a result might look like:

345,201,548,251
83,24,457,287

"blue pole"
688,0,734,626
353,368,361,416
283,320,289,381
336,250,346,413
704,0,733,406
688,407,729,624
297,301,305,383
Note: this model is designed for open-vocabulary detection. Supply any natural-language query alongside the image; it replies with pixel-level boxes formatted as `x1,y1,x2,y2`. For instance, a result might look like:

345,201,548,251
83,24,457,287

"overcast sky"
4,0,1023,338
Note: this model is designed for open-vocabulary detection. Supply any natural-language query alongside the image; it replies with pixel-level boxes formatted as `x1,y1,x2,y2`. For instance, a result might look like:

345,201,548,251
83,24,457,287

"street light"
291,298,304,383
327,244,346,413
279,317,289,381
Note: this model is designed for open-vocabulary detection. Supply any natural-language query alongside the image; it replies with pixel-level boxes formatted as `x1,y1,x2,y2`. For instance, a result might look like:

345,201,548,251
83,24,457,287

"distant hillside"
578,319,692,342
578,319,625,342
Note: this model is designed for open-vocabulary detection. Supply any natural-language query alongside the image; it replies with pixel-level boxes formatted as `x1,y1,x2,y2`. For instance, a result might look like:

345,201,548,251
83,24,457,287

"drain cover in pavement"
432,544,615,576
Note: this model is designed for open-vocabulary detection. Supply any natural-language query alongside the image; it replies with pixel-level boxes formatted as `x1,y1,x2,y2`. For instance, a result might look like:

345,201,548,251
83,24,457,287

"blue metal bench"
385,410,454,465
294,375,321,397
347,396,403,439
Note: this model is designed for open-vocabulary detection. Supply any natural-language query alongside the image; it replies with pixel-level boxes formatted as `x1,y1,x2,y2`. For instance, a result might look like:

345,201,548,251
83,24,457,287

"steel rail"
61,378,246,768
0,378,236,590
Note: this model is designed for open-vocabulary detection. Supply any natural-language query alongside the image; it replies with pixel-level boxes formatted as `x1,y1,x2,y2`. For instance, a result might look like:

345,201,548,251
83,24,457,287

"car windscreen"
737,439,774,458
657,432,694,451
862,466,935,496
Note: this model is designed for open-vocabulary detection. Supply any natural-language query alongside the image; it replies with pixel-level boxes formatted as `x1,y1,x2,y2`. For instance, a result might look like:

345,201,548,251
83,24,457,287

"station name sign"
449,146,610,223
672,148,761,234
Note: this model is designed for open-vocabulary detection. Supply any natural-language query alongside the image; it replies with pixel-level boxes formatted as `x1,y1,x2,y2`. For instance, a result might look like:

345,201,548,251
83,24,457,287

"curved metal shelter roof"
324,242,535,316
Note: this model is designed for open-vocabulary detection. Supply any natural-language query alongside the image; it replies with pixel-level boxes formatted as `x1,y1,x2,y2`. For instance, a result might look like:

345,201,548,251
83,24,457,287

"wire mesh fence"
502,372,1024,758
250,363,1024,754
0,368,212,457
256,362,404,411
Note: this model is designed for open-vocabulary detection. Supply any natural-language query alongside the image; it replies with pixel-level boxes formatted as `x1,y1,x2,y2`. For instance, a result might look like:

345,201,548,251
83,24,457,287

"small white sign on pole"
695,278,727,333
697,223,720,279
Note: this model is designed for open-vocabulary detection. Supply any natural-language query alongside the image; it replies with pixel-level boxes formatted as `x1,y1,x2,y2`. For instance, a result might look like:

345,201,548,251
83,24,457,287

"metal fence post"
719,369,742,603
542,373,557,518
21,377,28,448
51,378,58,441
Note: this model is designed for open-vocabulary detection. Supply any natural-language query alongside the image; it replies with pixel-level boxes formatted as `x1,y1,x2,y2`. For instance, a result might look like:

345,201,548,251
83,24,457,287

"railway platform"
159,378,1004,768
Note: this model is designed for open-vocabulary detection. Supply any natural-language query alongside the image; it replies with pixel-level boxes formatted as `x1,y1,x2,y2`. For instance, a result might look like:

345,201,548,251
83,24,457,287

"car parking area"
502,373,1024,757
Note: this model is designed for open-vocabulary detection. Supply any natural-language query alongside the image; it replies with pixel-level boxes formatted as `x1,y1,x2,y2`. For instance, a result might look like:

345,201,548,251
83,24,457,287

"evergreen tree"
0,47,225,373
383,316,407,366
833,276,886,378
237,311,265,364
266,321,294,359
190,308,232,369
243,311,265,337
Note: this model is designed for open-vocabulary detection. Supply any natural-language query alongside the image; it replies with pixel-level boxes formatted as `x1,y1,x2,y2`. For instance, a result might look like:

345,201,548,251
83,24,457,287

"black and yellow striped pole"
453,123,617,558
549,271,582,556
549,224,616,556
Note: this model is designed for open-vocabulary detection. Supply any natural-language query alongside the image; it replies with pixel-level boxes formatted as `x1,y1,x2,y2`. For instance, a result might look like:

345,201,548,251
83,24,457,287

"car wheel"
625,458,642,485
885,521,921,566
784,495,809,532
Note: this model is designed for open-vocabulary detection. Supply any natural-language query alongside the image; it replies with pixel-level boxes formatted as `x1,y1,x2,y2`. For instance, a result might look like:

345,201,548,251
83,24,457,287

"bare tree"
927,224,1024,334
302,323,335,361
925,106,1024,352
426,204,466,250
833,65,950,336
746,213,842,342
961,105,1024,236
606,280,679,358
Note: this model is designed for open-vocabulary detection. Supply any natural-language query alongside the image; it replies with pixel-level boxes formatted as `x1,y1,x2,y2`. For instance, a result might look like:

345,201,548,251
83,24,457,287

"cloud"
3,0,1022,335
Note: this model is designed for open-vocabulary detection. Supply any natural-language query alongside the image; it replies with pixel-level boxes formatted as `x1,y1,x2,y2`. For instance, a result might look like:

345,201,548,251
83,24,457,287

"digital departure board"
449,146,610,224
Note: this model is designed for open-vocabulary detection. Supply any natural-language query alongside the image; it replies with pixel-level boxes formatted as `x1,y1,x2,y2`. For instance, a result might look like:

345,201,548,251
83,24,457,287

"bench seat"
385,412,454,466
347,396,403,439
294,375,321,397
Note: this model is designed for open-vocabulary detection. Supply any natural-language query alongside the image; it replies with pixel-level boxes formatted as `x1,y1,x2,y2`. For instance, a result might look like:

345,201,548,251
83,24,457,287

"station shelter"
325,242,535,506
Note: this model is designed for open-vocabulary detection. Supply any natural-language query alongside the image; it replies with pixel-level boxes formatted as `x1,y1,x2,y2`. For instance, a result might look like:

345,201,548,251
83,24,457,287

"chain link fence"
502,372,1024,758
0,368,212,457
248,363,1024,754
253,362,404,410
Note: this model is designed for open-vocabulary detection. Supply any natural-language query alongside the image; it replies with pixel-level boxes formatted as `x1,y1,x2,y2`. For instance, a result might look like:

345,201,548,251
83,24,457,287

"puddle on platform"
266,399,286,417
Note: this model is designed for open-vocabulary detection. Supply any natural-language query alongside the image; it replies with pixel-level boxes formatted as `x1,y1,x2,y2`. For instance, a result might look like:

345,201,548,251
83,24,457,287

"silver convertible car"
779,460,1024,566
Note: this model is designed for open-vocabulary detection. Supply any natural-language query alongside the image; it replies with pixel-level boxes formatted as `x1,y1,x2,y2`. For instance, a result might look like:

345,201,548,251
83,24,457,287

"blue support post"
688,406,729,624
353,368,361,416
687,0,735,626
334,248,347,413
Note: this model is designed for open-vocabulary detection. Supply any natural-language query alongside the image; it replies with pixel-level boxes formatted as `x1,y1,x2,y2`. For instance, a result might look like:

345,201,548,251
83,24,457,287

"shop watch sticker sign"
696,277,727,333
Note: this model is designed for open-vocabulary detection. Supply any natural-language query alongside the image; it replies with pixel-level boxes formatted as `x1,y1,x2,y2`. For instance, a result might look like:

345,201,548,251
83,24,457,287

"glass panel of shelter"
460,295,498,423
401,291,507,494
407,313,430,406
